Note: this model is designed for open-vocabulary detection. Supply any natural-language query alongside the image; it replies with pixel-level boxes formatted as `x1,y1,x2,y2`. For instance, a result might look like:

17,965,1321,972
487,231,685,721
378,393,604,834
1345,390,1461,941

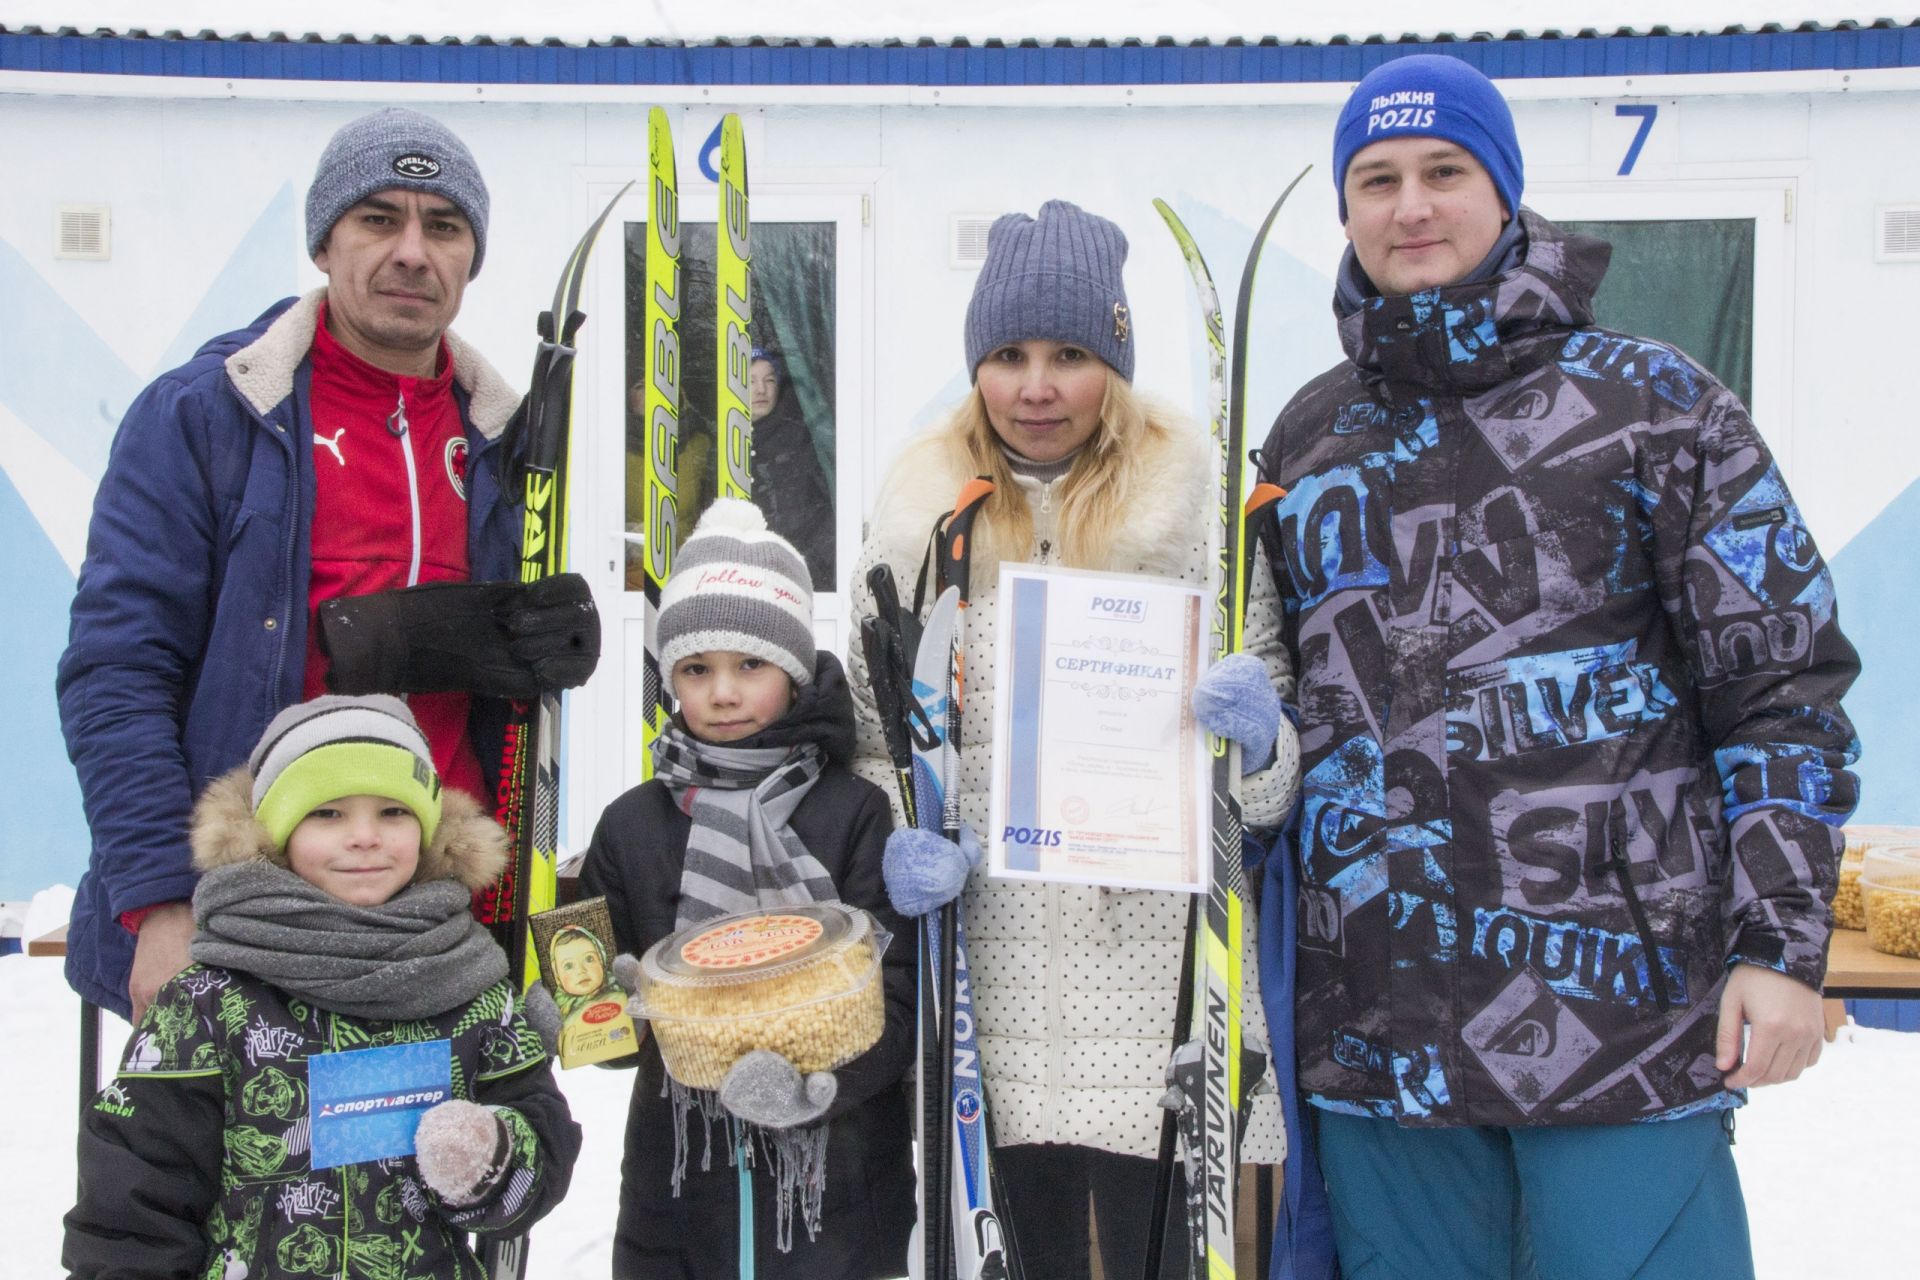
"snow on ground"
4,902,1916,1277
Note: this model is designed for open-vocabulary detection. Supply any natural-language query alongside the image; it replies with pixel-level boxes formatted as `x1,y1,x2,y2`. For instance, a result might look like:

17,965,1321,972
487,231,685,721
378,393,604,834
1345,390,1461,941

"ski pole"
738,1126,755,1280
932,479,993,1280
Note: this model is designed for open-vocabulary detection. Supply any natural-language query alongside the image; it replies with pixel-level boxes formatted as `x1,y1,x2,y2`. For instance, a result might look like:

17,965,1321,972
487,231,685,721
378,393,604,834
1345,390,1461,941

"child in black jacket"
580,499,914,1280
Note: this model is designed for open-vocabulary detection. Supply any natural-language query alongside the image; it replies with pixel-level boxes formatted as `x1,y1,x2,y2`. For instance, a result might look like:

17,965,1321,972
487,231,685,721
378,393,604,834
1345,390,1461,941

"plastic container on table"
629,903,889,1089
1859,845,1920,960
1835,826,1920,930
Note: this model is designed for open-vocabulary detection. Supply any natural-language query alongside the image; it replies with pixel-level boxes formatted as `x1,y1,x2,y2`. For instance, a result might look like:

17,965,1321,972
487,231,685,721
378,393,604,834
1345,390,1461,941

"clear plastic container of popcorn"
631,904,889,1089
1835,827,1920,930
1835,848,1869,931
1859,847,1920,960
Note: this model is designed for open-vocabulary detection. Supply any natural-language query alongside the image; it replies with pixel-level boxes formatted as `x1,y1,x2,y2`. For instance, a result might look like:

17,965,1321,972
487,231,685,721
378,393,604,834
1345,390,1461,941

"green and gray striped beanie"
658,498,816,687
249,694,443,849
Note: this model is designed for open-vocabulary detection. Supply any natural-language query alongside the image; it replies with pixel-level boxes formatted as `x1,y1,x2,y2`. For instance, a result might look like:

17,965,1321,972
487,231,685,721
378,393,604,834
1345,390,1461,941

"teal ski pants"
1315,1108,1755,1280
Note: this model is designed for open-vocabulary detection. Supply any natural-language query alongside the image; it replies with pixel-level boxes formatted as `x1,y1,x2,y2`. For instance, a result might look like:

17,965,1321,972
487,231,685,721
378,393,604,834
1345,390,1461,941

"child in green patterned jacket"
64,694,581,1280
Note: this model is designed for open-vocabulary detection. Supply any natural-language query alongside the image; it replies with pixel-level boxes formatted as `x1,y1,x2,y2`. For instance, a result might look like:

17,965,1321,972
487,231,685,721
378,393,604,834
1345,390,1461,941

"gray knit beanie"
964,199,1133,382
658,499,816,688
305,108,490,278
248,694,443,850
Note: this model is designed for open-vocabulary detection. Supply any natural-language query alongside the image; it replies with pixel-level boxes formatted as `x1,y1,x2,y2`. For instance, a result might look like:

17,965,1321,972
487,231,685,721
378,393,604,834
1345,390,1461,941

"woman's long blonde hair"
932,366,1175,570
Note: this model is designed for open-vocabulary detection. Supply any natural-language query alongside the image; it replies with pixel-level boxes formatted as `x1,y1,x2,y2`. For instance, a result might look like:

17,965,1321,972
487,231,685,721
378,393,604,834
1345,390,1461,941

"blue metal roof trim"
5,25,1920,85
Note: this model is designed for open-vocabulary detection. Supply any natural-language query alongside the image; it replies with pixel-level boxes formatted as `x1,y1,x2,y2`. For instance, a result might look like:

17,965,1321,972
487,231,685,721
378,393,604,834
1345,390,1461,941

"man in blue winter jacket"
59,107,597,1023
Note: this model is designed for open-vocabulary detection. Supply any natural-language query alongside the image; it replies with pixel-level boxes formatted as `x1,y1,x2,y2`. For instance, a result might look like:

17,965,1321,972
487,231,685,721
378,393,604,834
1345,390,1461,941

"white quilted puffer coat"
847,412,1295,1160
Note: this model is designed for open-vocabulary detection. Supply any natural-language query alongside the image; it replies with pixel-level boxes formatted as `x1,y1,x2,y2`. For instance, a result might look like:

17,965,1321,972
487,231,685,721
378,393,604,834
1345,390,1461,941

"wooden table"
1823,926,1920,999
27,922,67,957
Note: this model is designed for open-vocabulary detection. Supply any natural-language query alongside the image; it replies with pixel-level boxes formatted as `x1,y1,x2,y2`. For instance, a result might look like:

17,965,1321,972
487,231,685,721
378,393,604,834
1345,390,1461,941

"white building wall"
5,77,1916,895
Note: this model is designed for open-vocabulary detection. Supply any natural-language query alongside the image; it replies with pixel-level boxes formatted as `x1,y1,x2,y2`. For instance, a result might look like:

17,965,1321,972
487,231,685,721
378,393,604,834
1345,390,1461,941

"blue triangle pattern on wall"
1828,475,1920,826
0,183,296,902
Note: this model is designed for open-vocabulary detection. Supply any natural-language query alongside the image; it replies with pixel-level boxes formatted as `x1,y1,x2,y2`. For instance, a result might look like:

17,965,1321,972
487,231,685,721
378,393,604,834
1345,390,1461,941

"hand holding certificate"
987,563,1211,893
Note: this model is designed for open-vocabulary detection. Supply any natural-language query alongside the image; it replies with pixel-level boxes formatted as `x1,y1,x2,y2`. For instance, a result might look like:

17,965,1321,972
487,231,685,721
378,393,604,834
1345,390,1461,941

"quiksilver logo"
393,153,441,179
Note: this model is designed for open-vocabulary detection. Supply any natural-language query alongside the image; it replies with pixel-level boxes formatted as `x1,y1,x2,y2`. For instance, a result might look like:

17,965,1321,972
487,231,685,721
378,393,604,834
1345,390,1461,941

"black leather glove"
318,574,601,700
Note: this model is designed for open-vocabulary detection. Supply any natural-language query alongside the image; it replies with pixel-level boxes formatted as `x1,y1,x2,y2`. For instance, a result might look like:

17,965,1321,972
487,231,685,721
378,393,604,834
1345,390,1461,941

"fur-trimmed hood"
191,766,508,892
223,288,521,439
864,401,1213,582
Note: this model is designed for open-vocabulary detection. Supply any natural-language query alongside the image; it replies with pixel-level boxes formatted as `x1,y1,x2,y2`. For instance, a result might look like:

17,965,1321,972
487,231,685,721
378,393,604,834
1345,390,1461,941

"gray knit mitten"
719,1049,837,1129
521,982,562,1059
613,952,646,1020
414,1100,510,1207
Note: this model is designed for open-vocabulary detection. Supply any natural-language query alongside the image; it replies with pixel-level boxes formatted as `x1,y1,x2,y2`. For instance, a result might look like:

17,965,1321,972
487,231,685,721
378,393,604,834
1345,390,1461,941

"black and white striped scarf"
652,724,836,928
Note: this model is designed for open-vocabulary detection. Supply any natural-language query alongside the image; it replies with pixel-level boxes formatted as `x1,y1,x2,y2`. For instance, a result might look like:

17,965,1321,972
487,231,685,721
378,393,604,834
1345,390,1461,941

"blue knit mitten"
1191,652,1283,773
883,825,982,918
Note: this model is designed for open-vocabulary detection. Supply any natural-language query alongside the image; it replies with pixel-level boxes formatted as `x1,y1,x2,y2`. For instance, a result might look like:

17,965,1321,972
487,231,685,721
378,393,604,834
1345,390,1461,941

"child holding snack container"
579,500,914,1278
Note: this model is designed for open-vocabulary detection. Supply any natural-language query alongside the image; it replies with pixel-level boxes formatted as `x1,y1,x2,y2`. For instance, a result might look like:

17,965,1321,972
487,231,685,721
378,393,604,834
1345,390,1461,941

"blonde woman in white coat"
845,200,1300,1279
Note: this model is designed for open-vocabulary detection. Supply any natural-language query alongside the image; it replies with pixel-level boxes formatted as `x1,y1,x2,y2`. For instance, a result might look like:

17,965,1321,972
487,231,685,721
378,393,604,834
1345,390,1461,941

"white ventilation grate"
1876,205,1920,263
950,214,996,268
56,205,111,261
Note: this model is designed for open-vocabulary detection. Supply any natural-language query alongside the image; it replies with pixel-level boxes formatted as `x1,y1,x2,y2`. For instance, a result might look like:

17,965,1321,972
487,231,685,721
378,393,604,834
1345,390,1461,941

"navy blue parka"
57,291,524,1016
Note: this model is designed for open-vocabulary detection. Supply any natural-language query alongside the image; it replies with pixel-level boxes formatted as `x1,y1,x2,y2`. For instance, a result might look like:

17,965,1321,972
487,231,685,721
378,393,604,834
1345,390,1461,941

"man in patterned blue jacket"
1256,55,1860,1279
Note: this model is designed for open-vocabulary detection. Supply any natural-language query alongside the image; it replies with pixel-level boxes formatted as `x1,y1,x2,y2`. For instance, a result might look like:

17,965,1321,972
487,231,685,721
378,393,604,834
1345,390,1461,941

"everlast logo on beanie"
306,108,491,275
393,153,442,179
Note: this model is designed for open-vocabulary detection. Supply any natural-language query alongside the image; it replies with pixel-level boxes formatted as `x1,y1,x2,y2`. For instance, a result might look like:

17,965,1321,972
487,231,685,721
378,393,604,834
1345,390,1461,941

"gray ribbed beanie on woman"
657,499,817,687
305,107,490,277
964,199,1133,381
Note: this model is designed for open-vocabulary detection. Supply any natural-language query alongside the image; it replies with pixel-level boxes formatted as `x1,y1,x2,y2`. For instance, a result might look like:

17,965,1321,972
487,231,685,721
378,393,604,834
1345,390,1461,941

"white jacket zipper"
387,390,423,586
1037,477,1057,563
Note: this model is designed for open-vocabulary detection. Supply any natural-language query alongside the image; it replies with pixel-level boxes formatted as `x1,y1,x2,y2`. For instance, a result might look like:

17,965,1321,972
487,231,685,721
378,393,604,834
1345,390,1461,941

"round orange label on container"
681,914,825,970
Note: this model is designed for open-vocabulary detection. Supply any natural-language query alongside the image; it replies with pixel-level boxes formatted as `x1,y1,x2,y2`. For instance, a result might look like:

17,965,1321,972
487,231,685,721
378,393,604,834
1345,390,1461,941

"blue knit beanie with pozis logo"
964,200,1134,382
305,107,491,278
1332,55,1524,223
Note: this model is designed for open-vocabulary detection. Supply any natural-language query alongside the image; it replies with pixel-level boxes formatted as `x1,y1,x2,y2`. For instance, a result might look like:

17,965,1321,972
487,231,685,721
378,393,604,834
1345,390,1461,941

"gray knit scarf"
651,724,835,930
190,862,508,1021
650,721,840,1251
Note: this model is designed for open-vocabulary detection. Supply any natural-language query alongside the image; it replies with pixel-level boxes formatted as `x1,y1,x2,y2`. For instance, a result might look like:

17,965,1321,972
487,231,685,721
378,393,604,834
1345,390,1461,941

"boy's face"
1342,137,1509,296
285,794,422,907
671,651,796,744
750,359,780,421
553,935,606,997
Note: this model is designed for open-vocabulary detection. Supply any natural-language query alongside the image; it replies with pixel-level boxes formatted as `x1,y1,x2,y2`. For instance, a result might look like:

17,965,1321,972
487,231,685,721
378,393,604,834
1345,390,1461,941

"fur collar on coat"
223,288,521,439
864,408,1214,584
190,767,508,892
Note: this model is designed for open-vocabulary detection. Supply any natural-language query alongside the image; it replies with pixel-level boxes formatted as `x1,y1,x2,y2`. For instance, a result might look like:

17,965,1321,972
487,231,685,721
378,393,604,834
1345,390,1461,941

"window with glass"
1560,217,1755,406
623,221,840,590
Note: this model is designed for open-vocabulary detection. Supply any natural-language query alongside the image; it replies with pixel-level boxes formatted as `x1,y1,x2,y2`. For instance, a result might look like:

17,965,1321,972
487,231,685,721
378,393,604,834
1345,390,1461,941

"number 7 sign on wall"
1593,100,1677,177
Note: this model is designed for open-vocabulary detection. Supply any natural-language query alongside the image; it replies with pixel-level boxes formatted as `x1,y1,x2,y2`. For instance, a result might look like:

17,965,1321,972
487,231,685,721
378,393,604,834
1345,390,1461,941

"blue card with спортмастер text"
308,1039,453,1170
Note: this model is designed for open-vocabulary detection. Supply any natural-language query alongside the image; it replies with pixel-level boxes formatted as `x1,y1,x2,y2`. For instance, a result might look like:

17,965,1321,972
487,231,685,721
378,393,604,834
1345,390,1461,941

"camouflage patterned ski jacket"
1256,211,1860,1128
63,966,576,1280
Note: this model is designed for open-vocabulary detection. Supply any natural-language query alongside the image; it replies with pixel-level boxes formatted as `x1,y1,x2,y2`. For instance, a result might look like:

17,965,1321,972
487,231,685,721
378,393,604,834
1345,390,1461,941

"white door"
566,173,871,852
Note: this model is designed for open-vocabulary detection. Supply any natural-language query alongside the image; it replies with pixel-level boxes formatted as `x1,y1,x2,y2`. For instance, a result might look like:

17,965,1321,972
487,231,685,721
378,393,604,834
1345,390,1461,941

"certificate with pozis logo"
988,563,1210,893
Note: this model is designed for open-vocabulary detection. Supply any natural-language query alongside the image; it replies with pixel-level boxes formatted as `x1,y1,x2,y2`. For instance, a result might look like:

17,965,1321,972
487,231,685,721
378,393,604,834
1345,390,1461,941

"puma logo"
315,427,347,467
